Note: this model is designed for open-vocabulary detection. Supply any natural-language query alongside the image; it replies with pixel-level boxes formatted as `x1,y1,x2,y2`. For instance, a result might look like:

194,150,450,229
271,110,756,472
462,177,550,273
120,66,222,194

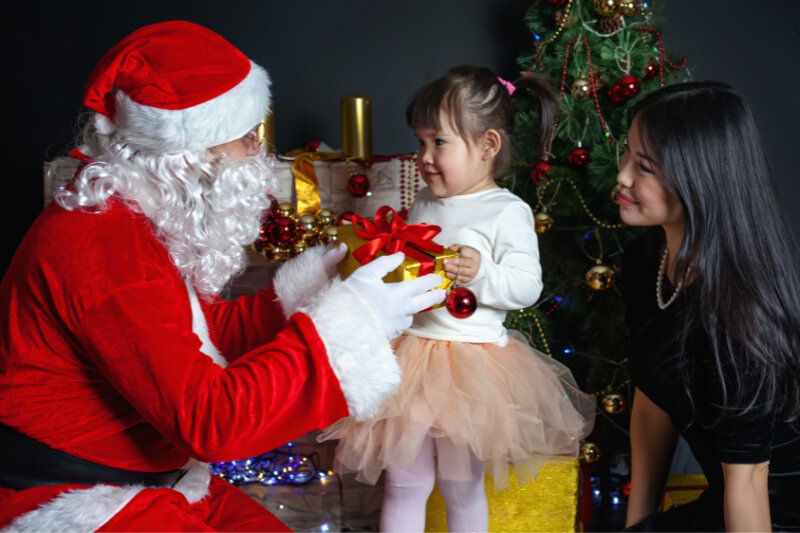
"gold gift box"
336,223,456,308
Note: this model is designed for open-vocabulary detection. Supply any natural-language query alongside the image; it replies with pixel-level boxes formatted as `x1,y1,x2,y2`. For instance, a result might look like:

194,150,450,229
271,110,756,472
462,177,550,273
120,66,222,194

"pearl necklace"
656,246,683,310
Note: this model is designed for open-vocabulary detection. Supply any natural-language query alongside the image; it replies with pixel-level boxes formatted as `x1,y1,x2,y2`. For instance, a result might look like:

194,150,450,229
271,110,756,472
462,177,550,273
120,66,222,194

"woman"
618,81,800,531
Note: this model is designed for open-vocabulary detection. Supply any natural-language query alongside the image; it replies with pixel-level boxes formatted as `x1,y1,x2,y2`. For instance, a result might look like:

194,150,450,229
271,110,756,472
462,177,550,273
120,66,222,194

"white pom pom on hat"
84,20,271,153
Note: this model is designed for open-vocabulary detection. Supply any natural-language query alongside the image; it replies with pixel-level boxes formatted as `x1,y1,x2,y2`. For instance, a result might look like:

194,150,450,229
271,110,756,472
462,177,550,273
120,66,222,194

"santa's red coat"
0,200,399,531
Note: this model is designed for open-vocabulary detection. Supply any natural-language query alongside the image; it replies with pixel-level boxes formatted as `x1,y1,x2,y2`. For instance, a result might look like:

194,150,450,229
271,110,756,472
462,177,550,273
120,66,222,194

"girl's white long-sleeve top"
405,186,543,346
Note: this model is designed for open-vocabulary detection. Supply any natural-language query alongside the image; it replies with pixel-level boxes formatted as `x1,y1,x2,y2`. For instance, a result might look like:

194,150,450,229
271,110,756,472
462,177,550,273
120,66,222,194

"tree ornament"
568,146,590,168
586,261,616,290
534,211,554,234
554,7,577,29
318,225,339,245
644,61,661,80
293,240,308,256
579,441,600,463
599,12,623,33
611,184,621,205
619,73,642,100
530,156,552,184
336,211,355,225
545,0,567,6
298,214,318,241
446,286,478,319
277,202,296,218
316,208,335,227
602,393,626,414
347,173,371,197
570,78,591,101
267,244,292,262
269,216,297,247
593,0,618,17
304,140,321,152
617,0,638,17
607,82,626,105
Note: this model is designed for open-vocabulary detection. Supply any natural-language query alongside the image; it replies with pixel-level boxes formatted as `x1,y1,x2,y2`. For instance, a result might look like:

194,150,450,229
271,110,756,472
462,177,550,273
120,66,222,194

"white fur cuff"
302,280,400,421
273,246,331,319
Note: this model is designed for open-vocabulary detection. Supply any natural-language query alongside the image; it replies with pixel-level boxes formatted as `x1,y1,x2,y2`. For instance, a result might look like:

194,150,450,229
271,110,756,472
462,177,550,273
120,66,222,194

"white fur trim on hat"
302,279,400,420
111,61,270,153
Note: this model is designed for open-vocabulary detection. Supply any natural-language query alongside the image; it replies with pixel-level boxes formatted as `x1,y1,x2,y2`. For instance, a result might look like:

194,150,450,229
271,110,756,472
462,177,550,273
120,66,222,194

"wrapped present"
659,474,708,511
336,206,456,300
426,459,582,532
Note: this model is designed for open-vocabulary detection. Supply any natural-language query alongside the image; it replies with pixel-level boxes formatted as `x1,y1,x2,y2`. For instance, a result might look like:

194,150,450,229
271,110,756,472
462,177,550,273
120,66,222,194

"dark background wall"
3,1,798,273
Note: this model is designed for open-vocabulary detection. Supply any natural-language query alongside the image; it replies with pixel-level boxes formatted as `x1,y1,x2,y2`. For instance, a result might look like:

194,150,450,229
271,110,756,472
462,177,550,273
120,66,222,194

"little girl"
320,65,595,532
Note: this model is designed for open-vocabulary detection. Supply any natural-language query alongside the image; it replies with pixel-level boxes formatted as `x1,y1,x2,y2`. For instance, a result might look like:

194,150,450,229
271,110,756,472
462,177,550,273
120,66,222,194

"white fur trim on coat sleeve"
272,245,332,319
301,279,400,421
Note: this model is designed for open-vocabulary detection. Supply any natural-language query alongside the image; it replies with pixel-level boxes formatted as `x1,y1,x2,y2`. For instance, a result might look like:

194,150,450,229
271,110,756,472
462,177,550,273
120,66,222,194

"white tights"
379,435,488,532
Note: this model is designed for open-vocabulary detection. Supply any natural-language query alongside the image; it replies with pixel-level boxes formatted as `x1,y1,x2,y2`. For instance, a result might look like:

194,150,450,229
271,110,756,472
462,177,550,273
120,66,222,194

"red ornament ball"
446,286,478,319
336,211,355,226
530,157,552,184
347,174,371,197
607,82,626,105
619,73,641,100
305,140,321,152
568,147,590,168
545,0,567,6
644,61,661,80
269,216,297,246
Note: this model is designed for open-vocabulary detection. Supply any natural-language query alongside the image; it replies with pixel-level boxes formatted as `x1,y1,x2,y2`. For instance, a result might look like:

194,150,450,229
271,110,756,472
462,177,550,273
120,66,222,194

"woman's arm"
625,387,679,527
722,461,771,532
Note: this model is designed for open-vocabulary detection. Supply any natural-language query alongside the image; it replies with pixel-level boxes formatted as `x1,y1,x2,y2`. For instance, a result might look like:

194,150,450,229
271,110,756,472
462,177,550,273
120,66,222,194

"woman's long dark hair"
632,81,800,424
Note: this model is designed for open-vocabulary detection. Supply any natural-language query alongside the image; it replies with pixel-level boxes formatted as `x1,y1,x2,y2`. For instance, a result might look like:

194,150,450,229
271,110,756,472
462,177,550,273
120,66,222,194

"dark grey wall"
4,1,798,272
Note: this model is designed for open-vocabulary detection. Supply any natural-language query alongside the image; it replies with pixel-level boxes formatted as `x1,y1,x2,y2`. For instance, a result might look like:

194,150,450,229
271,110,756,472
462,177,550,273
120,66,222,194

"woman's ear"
482,129,502,160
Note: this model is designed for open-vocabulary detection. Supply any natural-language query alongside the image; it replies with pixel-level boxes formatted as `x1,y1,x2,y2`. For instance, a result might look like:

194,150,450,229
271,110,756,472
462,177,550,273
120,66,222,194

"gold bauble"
298,214,318,236
602,393,626,414
579,442,600,463
267,245,291,262
293,241,308,256
534,212,554,234
586,262,616,290
570,78,591,101
277,202,295,218
593,0,618,16
610,183,621,205
319,225,339,245
316,208,335,227
617,0,638,17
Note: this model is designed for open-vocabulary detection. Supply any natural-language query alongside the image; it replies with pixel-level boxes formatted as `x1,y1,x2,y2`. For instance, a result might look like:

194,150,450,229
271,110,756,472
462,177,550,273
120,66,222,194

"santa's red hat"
84,20,270,153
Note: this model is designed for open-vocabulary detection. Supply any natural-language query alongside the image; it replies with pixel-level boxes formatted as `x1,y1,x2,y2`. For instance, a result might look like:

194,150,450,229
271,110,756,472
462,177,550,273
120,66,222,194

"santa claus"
0,20,444,531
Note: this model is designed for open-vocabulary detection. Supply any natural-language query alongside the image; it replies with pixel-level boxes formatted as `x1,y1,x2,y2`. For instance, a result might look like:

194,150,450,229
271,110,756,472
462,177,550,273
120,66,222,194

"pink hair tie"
498,77,516,96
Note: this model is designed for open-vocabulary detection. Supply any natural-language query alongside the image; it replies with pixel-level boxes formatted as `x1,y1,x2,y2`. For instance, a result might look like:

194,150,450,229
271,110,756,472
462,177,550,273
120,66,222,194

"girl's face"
616,117,684,229
414,111,497,198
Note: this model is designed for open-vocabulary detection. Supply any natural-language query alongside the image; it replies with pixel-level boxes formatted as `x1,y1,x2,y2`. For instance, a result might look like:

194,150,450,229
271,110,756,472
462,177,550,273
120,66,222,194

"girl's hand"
443,244,481,284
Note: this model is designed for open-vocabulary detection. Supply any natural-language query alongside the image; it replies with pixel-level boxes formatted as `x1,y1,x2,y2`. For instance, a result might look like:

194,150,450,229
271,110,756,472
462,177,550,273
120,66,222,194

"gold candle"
257,103,276,153
341,94,372,158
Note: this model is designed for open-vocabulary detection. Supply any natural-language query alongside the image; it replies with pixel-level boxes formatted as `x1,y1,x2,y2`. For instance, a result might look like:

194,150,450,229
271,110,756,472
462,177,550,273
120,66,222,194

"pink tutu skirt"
319,331,595,490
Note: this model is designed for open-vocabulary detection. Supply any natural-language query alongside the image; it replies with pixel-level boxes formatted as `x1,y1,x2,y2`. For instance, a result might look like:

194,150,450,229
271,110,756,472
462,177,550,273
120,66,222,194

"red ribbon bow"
350,206,444,275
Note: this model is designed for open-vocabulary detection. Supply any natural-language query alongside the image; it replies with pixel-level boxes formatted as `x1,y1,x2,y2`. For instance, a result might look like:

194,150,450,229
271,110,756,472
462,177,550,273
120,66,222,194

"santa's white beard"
140,154,275,297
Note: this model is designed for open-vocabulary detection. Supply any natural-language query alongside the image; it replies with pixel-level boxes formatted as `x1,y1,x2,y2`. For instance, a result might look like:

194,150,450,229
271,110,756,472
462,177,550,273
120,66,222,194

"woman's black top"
623,230,800,531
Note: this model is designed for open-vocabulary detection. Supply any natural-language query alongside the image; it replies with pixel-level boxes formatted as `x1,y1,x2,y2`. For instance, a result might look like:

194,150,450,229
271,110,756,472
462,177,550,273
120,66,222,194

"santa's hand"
321,243,348,278
344,252,446,339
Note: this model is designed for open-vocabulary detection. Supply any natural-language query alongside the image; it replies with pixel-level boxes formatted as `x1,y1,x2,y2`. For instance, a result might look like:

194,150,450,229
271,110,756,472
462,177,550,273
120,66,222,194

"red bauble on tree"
607,82,626,105
618,73,641,100
347,174,371,197
568,146,590,168
530,156,552,184
305,140,321,152
446,286,478,319
644,61,661,80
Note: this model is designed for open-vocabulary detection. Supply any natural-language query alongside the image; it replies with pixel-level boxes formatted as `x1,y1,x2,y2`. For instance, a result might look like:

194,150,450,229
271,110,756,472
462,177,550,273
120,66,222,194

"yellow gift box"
659,474,708,511
336,207,456,305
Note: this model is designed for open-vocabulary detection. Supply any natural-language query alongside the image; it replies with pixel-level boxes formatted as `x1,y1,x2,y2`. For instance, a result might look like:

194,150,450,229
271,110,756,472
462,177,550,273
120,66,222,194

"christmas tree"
503,0,688,520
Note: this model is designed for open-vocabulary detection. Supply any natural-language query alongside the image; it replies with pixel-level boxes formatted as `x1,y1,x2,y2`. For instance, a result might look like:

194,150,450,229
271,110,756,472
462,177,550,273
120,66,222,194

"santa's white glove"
321,243,348,278
344,252,446,339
